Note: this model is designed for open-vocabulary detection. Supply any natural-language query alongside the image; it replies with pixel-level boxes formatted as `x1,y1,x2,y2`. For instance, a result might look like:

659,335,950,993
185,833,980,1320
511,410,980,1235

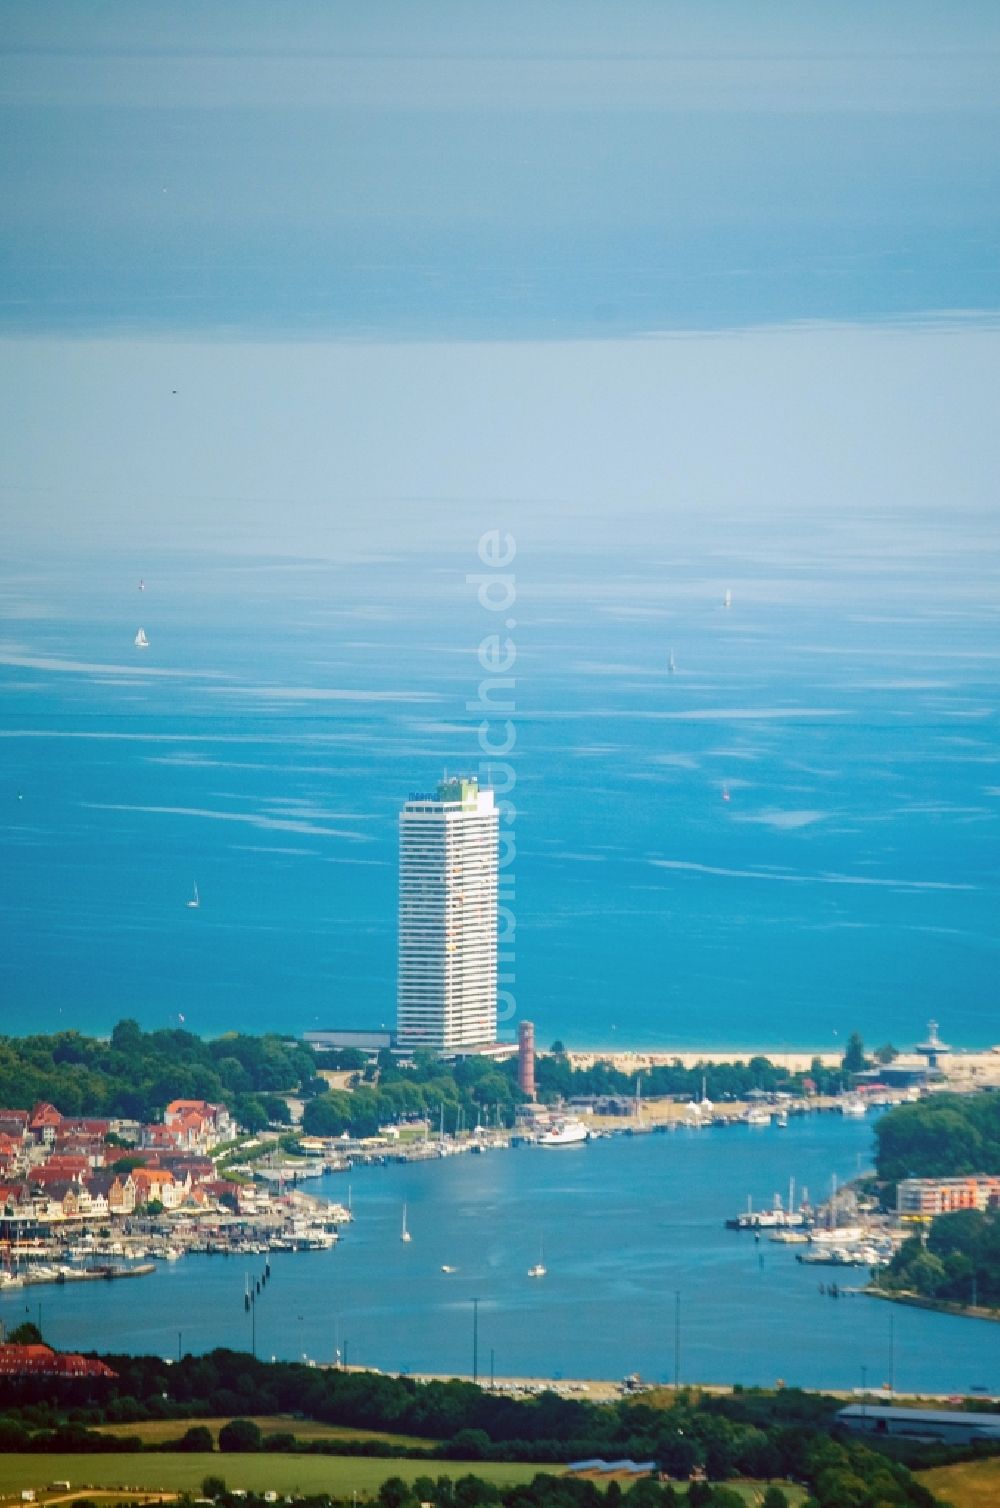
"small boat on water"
668,650,677,675
134,627,149,649
401,1203,412,1243
723,588,732,609
528,1238,546,1278
538,1120,588,1147
441,1264,456,1274
185,881,200,910
839,1096,867,1117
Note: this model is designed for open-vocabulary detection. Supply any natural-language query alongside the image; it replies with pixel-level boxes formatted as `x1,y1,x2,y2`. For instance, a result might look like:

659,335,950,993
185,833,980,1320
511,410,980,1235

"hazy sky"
2,1,1000,337
3,325,999,559
2,3,999,551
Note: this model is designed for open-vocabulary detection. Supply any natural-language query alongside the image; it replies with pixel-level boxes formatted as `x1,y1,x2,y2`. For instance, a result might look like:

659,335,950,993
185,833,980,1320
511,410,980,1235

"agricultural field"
92,1416,438,1449
917,1457,1000,1506
0,1454,558,1497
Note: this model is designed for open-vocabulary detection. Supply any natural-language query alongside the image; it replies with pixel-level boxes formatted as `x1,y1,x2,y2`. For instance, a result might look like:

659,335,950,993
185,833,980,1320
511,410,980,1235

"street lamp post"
472,1298,479,1385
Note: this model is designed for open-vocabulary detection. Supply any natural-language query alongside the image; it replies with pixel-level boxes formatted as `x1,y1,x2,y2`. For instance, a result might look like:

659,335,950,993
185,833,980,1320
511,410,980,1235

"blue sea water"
1,505,999,1051
6,1115,1000,1393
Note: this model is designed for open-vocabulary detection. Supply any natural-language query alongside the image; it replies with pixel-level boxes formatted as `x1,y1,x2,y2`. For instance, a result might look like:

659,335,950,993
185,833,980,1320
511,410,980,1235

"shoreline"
865,1287,1000,1325
563,1048,843,1072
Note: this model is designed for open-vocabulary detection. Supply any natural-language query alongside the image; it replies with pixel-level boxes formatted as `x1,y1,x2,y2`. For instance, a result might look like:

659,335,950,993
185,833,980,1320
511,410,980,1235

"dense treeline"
0,1019,320,1124
302,1053,519,1138
0,1349,942,1504
301,1046,853,1140
0,1018,869,1140
875,1092,1000,1182
0,1016,874,1141
883,1208,1000,1308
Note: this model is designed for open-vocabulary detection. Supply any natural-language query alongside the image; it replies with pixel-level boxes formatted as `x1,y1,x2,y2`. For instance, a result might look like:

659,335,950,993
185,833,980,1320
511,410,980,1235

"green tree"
201,1476,227,1500
876,1098,987,1181
177,1425,214,1452
218,1417,262,1452
449,1427,491,1460
842,1033,867,1075
302,1090,354,1137
8,1321,43,1344
233,1094,269,1133
378,1477,415,1508
761,1489,789,1508
260,1093,292,1125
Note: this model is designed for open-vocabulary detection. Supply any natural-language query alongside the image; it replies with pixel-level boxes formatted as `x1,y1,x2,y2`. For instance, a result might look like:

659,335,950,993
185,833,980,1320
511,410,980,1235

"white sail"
185,881,200,910
134,627,149,648
401,1203,412,1242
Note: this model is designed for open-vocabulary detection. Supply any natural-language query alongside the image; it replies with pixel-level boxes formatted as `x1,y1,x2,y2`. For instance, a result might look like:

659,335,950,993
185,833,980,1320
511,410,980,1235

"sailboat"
138,578,145,592
401,1204,412,1243
528,1238,546,1278
668,650,677,675
723,588,732,609
185,881,200,910
441,1264,457,1274
134,627,149,649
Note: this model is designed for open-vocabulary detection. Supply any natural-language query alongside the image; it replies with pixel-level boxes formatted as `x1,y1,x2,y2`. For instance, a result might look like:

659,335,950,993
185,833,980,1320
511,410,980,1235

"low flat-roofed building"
305,1029,394,1052
837,1405,1000,1443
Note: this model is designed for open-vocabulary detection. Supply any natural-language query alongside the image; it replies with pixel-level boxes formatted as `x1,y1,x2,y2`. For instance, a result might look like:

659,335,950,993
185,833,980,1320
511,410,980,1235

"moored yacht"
538,1120,589,1146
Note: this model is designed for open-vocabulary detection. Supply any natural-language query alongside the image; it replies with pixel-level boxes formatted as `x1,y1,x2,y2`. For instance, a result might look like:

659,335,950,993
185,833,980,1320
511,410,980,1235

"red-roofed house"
34,1155,90,1183
60,1118,111,1138
0,1181,33,1215
164,1099,233,1142
139,1123,183,1153
0,1343,116,1379
0,1109,29,1139
131,1166,182,1210
29,1103,63,1144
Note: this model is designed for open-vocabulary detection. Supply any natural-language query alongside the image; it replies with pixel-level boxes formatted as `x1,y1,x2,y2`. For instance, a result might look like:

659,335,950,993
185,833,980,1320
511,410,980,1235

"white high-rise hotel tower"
397,777,498,1052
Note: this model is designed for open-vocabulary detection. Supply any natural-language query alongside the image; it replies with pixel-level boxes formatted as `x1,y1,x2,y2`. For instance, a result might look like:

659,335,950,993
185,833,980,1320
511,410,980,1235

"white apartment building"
397,777,498,1052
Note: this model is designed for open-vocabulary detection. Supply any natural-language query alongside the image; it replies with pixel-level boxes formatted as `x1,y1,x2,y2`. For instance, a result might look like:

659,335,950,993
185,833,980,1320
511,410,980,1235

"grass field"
0,1454,557,1496
917,1457,1000,1506
0,1457,809,1505
92,1417,438,1449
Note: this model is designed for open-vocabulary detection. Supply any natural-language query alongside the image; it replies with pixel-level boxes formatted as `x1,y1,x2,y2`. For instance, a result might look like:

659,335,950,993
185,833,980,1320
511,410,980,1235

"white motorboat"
538,1120,588,1146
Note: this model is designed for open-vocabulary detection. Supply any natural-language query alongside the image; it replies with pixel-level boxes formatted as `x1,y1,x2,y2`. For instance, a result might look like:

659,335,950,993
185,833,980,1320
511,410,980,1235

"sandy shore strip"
564,1049,843,1072
563,1048,1000,1084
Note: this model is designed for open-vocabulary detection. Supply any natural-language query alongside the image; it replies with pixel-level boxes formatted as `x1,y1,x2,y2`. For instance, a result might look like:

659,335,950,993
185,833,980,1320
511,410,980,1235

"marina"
5,1112,999,1395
